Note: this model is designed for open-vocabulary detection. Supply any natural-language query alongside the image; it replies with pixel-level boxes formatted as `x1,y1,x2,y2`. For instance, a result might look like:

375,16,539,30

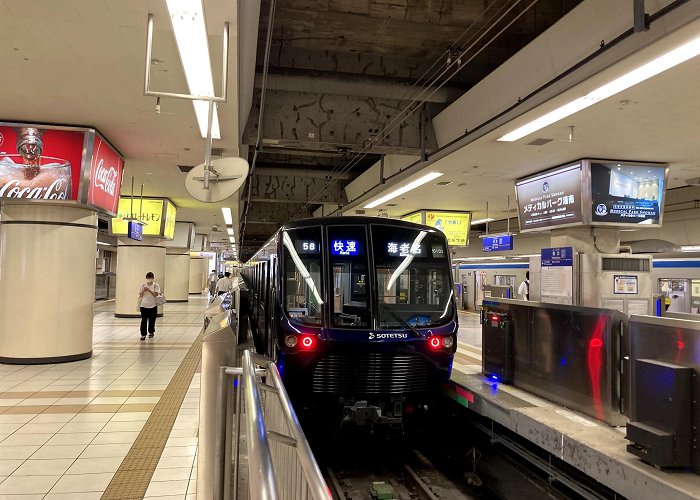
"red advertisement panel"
88,135,123,214
0,126,84,200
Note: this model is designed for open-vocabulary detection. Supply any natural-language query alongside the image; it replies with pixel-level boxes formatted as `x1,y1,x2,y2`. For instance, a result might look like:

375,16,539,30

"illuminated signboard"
425,211,470,246
516,162,583,232
163,200,177,240
128,221,143,241
331,240,361,256
0,122,124,215
401,212,424,224
110,198,177,239
387,241,426,257
482,235,514,252
590,161,667,227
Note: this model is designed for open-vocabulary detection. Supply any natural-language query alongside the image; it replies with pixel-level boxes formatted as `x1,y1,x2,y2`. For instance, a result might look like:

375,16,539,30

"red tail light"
429,337,441,349
300,335,316,350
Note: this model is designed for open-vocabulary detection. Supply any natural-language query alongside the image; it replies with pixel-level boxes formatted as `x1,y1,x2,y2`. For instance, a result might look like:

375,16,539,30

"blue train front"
243,217,458,428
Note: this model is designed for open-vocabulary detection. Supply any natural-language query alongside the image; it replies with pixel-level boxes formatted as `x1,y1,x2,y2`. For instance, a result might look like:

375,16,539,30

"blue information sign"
331,240,361,256
541,246,573,266
482,235,514,252
128,220,143,241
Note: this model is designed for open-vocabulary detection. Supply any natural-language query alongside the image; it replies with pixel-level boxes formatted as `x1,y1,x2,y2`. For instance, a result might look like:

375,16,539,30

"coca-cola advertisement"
0,122,124,216
0,125,83,201
88,135,123,215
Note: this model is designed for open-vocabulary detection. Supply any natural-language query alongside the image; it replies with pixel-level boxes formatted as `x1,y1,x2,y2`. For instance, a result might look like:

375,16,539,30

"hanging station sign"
0,122,124,215
401,209,471,246
110,197,178,240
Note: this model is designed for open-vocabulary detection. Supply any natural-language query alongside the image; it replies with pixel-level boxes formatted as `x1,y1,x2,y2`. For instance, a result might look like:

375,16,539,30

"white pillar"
0,204,97,363
189,256,205,294
166,250,190,302
115,237,166,317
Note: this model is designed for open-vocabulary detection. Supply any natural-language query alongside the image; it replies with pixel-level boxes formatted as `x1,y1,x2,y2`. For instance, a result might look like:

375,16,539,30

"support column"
166,249,191,302
115,237,166,318
0,204,97,364
189,256,205,294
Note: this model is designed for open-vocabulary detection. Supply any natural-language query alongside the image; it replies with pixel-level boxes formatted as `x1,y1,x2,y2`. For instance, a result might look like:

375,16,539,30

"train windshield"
282,227,324,326
371,225,454,329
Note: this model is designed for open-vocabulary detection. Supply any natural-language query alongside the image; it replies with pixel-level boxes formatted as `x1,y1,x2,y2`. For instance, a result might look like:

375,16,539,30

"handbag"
155,294,167,306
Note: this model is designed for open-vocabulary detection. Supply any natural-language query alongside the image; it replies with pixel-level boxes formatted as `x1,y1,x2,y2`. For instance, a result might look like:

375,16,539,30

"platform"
451,311,700,500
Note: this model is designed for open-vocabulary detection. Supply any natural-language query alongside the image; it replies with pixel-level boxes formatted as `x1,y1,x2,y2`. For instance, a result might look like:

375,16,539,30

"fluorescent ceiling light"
221,207,233,225
498,35,700,142
96,241,111,246
681,245,700,252
471,218,495,225
227,228,234,236
165,0,221,139
364,172,443,209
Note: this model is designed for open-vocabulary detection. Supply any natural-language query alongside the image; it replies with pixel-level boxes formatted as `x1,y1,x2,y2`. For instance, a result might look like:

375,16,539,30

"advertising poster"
590,162,666,225
516,163,583,231
88,134,124,215
164,200,177,240
401,211,424,225
111,198,165,237
613,275,638,294
425,211,471,246
0,125,84,201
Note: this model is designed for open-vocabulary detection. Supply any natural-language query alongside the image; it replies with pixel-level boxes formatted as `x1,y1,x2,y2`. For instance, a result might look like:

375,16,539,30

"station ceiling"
6,1,700,261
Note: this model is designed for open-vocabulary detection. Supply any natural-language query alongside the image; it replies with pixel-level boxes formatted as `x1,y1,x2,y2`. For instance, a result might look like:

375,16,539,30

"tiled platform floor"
0,297,208,499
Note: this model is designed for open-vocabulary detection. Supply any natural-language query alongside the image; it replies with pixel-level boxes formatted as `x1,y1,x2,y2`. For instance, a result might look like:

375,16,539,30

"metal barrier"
199,287,329,500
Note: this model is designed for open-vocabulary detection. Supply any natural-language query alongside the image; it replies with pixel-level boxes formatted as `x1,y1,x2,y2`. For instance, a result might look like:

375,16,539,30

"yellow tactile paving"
100,328,204,500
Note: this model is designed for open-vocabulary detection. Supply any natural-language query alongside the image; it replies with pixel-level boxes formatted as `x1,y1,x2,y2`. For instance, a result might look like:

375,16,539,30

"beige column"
0,204,97,363
115,237,166,318
166,249,190,302
189,256,205,294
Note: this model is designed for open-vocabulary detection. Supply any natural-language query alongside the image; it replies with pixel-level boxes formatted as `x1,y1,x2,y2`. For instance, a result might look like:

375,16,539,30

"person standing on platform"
138,272,161,340
208,269,218,298
517,271,530,300
215,271,234,296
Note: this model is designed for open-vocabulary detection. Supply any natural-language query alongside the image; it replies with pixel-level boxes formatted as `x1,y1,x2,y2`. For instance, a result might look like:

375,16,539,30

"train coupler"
341,400,403,428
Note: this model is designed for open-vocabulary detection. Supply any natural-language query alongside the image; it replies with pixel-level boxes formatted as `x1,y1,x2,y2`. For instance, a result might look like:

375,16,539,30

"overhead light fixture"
165,0,221,139
96,242,111,246
364,172,444,209
498,34,700,142
680,245,700,252
227,228,234,236
471,218,496,225
221,207,233,225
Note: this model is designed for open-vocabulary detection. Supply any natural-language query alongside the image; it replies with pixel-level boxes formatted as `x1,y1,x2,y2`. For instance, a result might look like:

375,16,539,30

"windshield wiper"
379,301,421,338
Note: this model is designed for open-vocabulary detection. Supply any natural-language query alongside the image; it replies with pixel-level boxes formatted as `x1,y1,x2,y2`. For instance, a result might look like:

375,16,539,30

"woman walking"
138,272,161,340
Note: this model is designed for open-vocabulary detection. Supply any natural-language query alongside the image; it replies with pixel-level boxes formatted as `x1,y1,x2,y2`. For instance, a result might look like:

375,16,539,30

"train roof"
279,215,436,231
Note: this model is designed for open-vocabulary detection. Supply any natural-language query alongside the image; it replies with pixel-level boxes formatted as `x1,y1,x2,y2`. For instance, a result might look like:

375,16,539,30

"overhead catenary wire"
292,0,540,218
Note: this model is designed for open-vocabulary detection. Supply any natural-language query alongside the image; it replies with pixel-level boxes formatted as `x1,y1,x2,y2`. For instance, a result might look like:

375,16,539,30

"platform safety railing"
209,350,330,500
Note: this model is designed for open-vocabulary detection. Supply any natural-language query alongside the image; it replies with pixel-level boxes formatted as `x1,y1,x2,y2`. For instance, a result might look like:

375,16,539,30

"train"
241,216,458,429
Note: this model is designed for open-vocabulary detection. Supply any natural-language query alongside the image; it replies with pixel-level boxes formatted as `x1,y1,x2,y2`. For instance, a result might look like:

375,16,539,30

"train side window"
327,225,371,329
282,227,324,326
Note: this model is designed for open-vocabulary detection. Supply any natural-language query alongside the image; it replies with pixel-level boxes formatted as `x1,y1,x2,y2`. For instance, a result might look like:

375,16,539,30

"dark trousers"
140,306,157,335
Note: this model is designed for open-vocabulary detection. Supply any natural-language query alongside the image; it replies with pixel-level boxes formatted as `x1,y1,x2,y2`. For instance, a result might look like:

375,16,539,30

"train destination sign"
482,235,514,252
516,163,583,231
331,239,361,256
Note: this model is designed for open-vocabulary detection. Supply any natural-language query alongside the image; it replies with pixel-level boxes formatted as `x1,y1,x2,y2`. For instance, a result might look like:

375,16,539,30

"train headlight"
429,337,441,349
285,335,298,348
442,336,454,349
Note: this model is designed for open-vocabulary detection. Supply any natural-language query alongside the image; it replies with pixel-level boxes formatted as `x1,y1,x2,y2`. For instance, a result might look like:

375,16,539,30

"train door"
658,278,691,312
267,255,277,356
258,262,269,354
474,270,487,309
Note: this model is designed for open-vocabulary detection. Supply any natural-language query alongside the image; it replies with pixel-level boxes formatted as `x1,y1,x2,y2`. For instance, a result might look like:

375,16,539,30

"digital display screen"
331,240,362,256
590,162,666,226
516,163,583,231
386,241,426,257
295,240,319,254
482,235,513,252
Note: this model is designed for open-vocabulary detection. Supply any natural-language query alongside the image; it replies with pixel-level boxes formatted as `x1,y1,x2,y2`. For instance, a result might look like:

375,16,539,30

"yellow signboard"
164,200,177,240
425,211,471,246
111,198,169,237
401,212,424,224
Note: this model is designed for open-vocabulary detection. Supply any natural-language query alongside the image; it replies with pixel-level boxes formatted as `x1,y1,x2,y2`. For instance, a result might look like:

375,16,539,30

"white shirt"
216,277,233,294
517,280,529,300
139,282,161,308
208,272,218,284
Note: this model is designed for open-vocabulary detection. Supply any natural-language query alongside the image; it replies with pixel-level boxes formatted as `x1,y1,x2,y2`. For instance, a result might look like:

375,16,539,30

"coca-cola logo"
93,159,118,196
0,131,4,147
0,178,69,200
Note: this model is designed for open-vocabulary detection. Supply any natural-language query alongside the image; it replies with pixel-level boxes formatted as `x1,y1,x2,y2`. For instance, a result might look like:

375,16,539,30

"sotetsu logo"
93,159,118,196
0,179,68,199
